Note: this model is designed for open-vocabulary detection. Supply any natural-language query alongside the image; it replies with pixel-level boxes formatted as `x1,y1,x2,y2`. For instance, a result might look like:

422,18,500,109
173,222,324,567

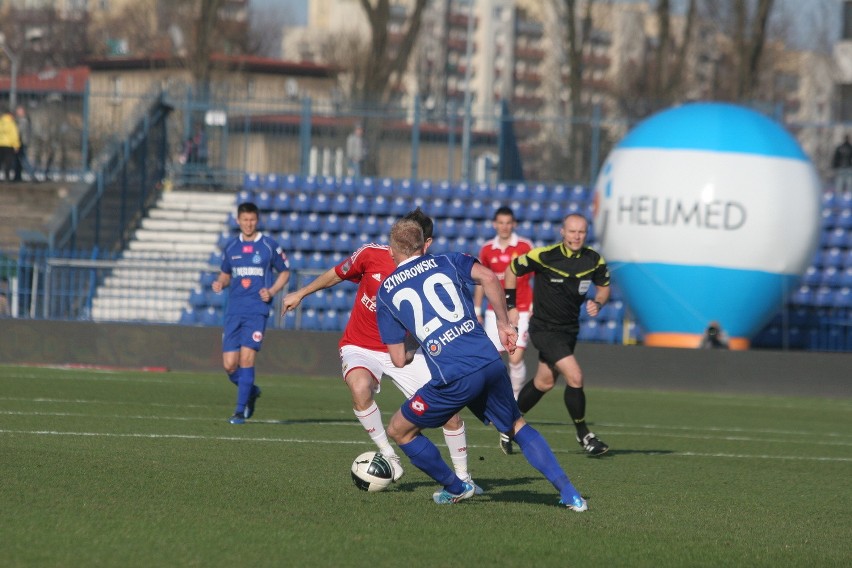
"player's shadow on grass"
601,449,675,456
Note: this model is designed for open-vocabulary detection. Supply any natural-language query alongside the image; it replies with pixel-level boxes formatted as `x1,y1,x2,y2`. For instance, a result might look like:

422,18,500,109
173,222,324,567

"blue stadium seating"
390,196,410,216
261,212,282,232
283,211,302,232
301,175,318,193
200,306,223,326
371,196,391,216
440,218,459,238
396,178,414,197
242,173,260,190
510,182,529,201
277,231,293,250
292,192,311,212
472,182,491,200
359,177,376,196
200,272,217,288
287,250,305,269
339,177,356,195
341,214,360,235
329,194,350,214
313,232,334,251
179,307,197,326
206,290,226,308
434,180,453,200
331,288,352,311
531,183,549,202
526,201,544,222
311,194,332,214
351,194,370,215
418,179,433,198
272,191,290,211
377,178,396,197
189,287,207,308
323,214,342,233
321,310,342,331
318,176,337,195
550,184,568,201
281,174,299,191
300,308,321,330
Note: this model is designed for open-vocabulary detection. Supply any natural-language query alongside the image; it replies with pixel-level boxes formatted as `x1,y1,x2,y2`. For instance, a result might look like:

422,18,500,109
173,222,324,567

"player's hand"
586,299,601,317
211,281,223,293
259,288,272,302
281,292,301,315
508,307,519,327
498,322,518,355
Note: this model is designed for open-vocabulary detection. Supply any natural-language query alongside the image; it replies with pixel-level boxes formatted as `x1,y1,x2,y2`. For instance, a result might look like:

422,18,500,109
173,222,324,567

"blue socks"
399,434,465,494
514,424,580,502
235,367,256,414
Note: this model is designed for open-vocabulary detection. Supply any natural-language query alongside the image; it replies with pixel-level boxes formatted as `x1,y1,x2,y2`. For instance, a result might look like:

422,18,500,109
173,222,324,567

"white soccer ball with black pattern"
351,451,394,492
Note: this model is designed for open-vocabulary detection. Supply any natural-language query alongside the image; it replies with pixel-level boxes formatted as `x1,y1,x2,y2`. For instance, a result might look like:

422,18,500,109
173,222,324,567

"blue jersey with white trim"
220,233,289,316
376,252,501,385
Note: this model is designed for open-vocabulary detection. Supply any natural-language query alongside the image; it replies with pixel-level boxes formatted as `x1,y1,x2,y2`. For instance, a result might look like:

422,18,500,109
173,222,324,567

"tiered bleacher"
184,173,852,351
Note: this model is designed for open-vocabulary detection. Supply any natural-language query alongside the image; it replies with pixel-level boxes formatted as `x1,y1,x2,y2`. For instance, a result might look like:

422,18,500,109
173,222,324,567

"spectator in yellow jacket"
0,111,21,182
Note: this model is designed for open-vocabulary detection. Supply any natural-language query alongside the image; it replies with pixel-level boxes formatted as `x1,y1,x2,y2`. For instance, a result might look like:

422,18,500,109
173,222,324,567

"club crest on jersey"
242,245,253,253
241,278,251,288
425,339,442,356
252,252,262,264
252,331,263,342
409,395,428,416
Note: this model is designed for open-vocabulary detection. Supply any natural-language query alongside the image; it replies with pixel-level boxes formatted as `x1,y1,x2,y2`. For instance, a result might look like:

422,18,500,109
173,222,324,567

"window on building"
839,83,852,121
844,0,852,39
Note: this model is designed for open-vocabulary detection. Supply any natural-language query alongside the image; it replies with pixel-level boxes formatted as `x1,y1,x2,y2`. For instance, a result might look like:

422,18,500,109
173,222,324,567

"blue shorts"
400,359,521,434
222,313,269,353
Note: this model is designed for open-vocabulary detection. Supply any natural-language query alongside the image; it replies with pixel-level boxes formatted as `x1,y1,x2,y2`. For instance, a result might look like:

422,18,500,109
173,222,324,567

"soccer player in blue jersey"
375,219,588,511
212,202,290,424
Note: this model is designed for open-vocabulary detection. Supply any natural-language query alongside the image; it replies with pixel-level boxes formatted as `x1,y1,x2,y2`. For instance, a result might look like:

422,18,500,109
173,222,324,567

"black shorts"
530,329,578,366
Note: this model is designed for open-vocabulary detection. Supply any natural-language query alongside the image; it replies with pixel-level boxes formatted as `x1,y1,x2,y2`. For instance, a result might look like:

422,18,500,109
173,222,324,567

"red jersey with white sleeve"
334,243,396,352
478,232,534,311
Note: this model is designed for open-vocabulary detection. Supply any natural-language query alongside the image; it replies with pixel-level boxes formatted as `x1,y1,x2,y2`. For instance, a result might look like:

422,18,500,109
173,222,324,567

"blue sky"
254,0,308,25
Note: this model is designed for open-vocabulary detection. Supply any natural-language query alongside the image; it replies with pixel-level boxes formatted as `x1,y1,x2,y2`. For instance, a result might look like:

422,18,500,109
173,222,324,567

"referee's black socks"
564,386,590,439
517,381,546,413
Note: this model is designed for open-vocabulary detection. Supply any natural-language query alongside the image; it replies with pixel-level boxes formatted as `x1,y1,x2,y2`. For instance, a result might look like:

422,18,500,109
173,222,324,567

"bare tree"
733,0,775,99
353,0,429,176
561,0,595,180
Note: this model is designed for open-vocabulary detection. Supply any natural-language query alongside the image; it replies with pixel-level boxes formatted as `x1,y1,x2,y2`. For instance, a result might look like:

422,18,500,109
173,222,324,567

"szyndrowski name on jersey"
382,258,439,292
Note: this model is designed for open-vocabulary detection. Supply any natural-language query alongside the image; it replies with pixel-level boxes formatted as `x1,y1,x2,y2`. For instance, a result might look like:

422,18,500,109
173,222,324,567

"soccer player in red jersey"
281,209,479,490
472,206,534,454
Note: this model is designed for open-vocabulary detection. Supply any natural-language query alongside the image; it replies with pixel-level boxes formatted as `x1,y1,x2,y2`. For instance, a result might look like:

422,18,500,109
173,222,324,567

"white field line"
1,428,850,462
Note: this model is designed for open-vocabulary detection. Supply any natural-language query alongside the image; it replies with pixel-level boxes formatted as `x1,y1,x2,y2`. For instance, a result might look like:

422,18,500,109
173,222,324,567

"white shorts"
339,344,431,399
484,309,530,351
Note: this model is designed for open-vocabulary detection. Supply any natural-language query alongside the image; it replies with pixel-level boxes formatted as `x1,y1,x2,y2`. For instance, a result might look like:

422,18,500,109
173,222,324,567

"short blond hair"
389,219,425,258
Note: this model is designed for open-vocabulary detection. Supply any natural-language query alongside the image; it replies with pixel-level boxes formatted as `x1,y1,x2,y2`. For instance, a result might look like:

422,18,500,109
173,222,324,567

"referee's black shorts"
530,328,579,366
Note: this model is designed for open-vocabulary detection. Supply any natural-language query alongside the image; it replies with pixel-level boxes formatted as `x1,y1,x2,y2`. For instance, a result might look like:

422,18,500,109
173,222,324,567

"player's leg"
342,346,404,480
554,355,608,456
222,315,247,424
474,360,586,511
507,311,531,398
232,315,267,422
384,351,478,489
387,386,475,504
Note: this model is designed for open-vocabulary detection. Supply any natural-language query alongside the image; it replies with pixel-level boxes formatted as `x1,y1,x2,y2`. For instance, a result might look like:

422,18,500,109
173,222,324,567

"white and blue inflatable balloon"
594,102,821,349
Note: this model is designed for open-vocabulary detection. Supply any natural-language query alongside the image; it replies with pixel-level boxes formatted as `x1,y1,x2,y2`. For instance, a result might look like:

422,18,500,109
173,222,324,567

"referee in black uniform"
503,213,610,456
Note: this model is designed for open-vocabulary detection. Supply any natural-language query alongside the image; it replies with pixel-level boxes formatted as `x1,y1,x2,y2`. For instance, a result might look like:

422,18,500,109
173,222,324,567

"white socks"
354,401,397,458
443,422,469,480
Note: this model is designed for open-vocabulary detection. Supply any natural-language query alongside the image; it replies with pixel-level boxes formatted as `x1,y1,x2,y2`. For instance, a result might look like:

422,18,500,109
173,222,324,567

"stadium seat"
511,182,529,201
579,319,598,341
332,288,352,311
429,198,448,217
272,191,290,212
418,179,433,198
322,214,342,234
284,211,302,233
208,250,223,266
454,181,471,200
494,182,511,201
340,214,361,236
358,177,376,197
599,300,625,323
526,201,544,222
339,176,356,195
178,307,198,326
430,236,449,254
390,196,410,216
822,266,842,288
377,177,395,197
287,251,305,269
467,199,486,220
264,173,280,190
801,265,821,287
321,309,342,331
571,185,591,203
200,272,218,288
304,251,327,270
189,287,207,308
814,286,834,307
200,306,223,326
327,194,349,214
351,194,371,215
446,198,466,219
837,208,852,230
277,231,293,250
821,248,844,269
517,220,534,240
531,183,549,202
597,320,620,343
242,172,260,191
301,213,321,233
300,308,322,330
293,231,313,251
254,191,273,211
281,174,299,191
261,212,283,232
833,287,852,308
318,176,338,195
459,218,478,239
472,182,491,200
440,218,459,239
300,175,318,193
396,178,414,197
550,184,568,201
362,215,380,237
281,308,298,329
237,189,252,204
826,227,847,248
841,267,852,287
314,232,334,251
371,196,391,216
292,192,311,212
434,180,453,200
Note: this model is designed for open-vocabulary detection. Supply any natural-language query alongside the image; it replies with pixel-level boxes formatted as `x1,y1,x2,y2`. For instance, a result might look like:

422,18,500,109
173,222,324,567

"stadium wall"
0,320,848,398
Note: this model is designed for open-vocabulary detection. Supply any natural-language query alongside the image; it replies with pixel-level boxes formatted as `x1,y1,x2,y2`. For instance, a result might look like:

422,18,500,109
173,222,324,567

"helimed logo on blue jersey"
426,339,442,356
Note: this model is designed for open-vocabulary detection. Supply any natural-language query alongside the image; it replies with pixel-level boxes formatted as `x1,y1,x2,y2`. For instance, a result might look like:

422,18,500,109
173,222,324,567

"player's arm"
472,284,485,322
503,264,519,326
281,267,343,313
387,342,415,368
472,262,517,354
261,269,291,302
211,272,230,293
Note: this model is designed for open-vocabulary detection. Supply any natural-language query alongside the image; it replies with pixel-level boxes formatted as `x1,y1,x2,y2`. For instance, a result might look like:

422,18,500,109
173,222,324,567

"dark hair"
493,206,515,220
402,207,434,240
237,202,259,216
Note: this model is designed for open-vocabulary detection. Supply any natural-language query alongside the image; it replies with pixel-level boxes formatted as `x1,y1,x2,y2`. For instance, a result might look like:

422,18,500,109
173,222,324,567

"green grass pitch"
1,363,850,567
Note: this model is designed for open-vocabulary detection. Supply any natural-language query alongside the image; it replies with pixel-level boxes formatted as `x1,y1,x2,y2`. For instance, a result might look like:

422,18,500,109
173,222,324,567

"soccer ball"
350,451,394,492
